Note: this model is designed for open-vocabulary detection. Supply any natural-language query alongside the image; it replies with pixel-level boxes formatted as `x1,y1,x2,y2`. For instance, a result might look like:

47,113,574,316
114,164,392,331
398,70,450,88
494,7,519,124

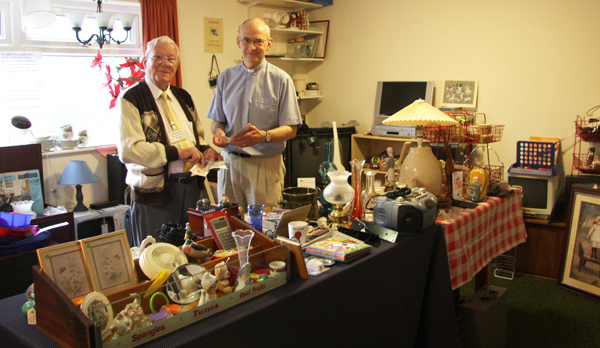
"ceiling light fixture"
65,0,136,49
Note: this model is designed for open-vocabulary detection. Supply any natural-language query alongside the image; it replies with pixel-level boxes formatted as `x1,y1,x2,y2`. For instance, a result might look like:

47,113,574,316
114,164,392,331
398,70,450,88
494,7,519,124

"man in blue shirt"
207,18,302,211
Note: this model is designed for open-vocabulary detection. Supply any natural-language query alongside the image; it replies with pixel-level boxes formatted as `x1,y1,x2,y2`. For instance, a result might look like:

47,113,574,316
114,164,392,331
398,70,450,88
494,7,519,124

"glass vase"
350,159,365,221
232,229,254,290
362,171,377,221
318,142,337,185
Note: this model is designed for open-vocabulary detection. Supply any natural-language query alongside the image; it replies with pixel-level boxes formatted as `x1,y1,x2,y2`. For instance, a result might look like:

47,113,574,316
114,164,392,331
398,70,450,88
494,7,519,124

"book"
305,237,372,262
0,169,44,217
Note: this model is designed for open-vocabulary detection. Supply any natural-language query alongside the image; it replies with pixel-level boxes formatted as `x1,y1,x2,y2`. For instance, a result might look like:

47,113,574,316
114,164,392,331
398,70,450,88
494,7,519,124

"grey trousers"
129,177,203,247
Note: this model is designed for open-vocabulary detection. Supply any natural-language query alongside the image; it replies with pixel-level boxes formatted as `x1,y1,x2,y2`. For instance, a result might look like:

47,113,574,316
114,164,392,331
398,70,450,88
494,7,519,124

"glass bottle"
350,159,365,222
362,171,377,221
318,142,337,185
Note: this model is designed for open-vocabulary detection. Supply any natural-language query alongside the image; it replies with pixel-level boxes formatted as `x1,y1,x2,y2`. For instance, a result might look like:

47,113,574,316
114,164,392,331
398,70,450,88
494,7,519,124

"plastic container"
0,212,33,228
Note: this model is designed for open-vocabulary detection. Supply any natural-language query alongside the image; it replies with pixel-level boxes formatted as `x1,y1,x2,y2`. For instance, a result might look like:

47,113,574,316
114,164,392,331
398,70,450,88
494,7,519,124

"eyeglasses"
148,55,179,66
240,38,269,47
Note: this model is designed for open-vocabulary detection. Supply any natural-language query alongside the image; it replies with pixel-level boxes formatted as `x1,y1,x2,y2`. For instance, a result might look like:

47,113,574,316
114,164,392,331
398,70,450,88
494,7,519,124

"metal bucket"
279,187,319,221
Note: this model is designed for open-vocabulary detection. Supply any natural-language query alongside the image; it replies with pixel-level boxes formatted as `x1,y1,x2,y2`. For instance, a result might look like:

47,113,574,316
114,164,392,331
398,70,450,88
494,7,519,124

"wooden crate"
33,218,293,348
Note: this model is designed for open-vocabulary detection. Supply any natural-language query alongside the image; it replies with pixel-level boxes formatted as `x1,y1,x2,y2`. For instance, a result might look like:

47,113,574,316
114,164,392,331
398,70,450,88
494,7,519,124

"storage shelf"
239,0,323,10
269,57,324,63
271,28,323,35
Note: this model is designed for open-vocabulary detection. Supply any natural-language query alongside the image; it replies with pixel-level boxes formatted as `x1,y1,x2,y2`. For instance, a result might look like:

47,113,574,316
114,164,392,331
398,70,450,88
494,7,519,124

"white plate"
80,292,113,340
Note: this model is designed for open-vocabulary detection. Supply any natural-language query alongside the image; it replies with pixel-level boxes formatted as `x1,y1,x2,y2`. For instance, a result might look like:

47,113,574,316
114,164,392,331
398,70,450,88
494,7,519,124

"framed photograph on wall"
310,20,329,58
80,230,137,295
37,241,93,300
558,186,600,300
441,79,479,109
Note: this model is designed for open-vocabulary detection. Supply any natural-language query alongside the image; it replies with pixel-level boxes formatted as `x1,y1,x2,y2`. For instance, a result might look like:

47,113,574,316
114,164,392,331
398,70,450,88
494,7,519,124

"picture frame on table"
558,186,600,300
37,240,93,300
310,20,329,58
441,79,479,109
80,230,137,295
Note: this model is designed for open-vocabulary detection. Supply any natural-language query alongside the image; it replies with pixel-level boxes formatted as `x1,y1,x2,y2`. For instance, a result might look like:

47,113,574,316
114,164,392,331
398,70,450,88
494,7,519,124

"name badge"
170,129,187,143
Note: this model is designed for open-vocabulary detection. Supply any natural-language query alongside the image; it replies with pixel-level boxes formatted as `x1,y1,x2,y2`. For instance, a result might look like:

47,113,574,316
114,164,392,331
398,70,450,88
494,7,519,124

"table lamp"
322,170,354,227
58,160,98,212
383,99,457,196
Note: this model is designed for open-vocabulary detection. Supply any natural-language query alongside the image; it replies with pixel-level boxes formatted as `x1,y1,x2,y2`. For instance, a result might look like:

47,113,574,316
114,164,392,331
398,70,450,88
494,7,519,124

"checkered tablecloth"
437,192,528,289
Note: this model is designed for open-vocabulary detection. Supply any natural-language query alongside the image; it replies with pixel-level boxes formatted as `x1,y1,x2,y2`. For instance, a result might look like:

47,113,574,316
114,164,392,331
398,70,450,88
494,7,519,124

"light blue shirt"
207,60,302,157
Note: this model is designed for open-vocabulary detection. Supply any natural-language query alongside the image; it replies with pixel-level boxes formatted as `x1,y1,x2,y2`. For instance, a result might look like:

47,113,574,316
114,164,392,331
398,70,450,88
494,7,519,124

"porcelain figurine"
110,294,151,338
201,272,218,302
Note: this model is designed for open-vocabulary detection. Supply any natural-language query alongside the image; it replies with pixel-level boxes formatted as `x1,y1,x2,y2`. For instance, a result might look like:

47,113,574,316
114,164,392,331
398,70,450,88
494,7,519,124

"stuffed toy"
214,261,236,295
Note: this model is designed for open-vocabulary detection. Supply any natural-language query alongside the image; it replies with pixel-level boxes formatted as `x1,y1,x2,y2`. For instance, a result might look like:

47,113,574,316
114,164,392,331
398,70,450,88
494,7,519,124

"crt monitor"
373,81,435,125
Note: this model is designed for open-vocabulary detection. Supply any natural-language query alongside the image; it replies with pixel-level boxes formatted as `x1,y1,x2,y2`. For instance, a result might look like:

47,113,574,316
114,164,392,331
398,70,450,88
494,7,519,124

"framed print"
80,230,137,295
310,20,329,58
37,241,93,300
558,186,600,300
441,79,479,109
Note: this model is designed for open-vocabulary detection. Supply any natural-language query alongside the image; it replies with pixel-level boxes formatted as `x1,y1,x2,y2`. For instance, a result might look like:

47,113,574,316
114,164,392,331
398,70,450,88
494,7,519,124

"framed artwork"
310,20,329,58
80,230,137,295
441,79,479,109
37,241,93,300
558,186,600,300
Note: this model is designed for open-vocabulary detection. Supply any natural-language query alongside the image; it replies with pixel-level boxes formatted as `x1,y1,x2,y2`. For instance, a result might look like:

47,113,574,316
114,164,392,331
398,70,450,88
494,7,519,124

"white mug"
288,221,312,244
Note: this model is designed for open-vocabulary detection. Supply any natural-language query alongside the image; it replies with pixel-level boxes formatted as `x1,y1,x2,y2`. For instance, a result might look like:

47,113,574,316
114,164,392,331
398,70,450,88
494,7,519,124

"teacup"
60,125,73,140
269,261,286,276
288,221,313,244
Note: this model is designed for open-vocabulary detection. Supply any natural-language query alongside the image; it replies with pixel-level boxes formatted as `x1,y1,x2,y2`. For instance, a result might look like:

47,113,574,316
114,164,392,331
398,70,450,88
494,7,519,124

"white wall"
178,0,600,183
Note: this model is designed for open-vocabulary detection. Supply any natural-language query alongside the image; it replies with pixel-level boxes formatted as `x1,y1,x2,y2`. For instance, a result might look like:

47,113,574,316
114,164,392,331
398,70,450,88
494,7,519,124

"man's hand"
179,147,204,167
229,123,263,148
204,148,223,162
212,128,230,148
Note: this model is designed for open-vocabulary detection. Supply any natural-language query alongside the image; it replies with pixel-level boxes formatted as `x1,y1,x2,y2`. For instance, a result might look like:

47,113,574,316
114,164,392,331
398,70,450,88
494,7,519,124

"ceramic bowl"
40,140,55,151
58,139,79,150
34,136,51,143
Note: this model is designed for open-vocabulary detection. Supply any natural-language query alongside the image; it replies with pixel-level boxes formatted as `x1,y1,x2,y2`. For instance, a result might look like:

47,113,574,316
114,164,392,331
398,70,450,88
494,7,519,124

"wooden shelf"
239,0,323,10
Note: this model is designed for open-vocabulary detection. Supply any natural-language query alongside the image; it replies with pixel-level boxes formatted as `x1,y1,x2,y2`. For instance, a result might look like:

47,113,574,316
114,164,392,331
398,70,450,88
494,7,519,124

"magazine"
305,237,372,262
0,169,44,217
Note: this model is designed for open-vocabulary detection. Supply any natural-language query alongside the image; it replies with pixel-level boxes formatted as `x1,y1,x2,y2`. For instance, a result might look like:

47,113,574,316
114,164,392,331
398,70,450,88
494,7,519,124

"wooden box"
33,217,297,348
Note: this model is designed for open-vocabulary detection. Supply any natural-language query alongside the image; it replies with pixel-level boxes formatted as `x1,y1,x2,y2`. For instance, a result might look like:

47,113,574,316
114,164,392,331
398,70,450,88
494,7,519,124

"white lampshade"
20,0,56,29
383,99,458,126
118,13,137,30
65,12,86,29
94,12,113,29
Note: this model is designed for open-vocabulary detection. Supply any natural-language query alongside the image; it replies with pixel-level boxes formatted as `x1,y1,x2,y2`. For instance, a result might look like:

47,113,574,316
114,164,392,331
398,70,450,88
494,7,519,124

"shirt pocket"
248,97,278,128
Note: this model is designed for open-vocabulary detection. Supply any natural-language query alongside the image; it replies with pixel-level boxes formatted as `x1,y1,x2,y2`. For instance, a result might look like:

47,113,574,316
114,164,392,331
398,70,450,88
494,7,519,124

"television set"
508,173,559,220
372,81,435,125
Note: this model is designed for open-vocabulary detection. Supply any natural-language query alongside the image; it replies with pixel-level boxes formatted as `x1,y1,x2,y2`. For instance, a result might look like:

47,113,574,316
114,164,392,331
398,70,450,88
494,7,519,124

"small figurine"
196,198,211,211
182,239,212,263
201,272,218,302
184,222,195,241
385,147,396,192
110,294,151,338
220,194,233,208
214,261,236,295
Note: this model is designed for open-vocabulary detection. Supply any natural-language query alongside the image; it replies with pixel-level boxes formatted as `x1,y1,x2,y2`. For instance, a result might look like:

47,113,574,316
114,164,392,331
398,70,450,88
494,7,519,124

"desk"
437,192,528,290
0,224,459,348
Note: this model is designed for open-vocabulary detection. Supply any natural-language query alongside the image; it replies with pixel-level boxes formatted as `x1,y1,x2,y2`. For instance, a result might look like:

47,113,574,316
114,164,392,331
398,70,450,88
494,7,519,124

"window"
0,0,142,147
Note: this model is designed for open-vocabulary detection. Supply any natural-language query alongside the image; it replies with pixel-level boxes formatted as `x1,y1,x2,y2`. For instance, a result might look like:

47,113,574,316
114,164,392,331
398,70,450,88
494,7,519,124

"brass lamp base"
328,203,350,227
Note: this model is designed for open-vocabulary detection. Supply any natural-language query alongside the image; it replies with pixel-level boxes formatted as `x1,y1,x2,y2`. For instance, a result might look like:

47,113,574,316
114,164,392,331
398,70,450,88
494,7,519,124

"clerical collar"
246,60,267,73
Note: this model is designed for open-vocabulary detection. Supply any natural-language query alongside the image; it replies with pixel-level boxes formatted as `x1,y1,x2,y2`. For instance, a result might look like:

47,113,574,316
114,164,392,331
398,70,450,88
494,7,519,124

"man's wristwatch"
265,130,271,142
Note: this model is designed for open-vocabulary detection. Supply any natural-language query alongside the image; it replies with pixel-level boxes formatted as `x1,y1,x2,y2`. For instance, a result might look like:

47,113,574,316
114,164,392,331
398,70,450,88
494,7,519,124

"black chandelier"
66,0,136,49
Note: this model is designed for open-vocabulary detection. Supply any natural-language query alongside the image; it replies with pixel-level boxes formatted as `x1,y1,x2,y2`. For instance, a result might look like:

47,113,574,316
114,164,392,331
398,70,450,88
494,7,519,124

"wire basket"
576,108,600,142
470,145,504,185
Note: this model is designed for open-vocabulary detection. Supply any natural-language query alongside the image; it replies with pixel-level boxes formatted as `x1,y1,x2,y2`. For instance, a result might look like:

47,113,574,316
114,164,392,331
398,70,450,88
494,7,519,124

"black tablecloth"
0,224,460,348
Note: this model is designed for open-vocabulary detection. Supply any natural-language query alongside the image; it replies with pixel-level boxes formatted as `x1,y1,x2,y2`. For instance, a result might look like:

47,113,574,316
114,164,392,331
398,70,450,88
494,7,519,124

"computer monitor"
372,81,435,125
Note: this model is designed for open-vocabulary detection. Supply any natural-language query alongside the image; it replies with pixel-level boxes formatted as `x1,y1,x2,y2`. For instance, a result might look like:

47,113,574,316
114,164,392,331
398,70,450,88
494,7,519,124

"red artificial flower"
108,83,121,109
102,65,113,88
91,50,103,70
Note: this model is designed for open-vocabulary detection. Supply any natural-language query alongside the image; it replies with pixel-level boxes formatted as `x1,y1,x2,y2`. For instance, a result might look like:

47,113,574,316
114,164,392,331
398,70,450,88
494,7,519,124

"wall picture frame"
37,240,93,300
80,230,137,295
441,79,479,109
558,186,600,300
310,20,329,59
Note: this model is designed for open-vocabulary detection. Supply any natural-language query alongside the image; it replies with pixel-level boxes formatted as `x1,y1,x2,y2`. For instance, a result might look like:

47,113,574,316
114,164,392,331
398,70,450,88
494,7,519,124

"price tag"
101,222,109,235
27,308,36,325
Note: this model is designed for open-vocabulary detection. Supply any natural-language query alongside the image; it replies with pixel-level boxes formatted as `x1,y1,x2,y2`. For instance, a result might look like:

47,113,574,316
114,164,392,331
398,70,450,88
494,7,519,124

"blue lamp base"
73,184,89,212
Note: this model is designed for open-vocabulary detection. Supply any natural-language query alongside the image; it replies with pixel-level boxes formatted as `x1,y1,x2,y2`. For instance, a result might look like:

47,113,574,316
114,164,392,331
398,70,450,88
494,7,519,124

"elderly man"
118,36,221,246
208,18,302,212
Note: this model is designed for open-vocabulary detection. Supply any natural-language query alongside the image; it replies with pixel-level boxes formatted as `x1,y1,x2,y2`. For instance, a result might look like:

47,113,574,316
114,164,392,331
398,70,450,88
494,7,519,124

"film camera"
373,187,438,233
